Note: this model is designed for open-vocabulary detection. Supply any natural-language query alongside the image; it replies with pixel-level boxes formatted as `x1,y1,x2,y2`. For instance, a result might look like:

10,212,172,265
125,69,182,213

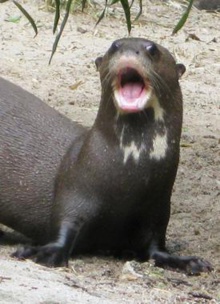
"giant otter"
0,38,212,274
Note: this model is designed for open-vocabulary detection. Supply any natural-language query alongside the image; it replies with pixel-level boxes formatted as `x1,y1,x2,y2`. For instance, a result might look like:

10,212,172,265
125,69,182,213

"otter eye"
146,43,158,56
110,41,120,53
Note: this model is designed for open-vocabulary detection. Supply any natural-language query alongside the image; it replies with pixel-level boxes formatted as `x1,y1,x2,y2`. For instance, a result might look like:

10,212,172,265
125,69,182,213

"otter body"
0,77,86,242
0,38,212,274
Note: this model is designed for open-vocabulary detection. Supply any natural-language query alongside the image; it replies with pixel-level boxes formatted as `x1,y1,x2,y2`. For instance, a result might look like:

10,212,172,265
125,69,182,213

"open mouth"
114,67,151,113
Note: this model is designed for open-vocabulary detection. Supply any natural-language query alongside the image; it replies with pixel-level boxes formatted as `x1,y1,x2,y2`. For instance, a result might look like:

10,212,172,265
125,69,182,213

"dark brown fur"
0,77,87,242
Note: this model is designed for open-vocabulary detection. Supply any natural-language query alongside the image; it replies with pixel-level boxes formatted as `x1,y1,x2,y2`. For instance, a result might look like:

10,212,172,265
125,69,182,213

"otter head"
95,38,185,115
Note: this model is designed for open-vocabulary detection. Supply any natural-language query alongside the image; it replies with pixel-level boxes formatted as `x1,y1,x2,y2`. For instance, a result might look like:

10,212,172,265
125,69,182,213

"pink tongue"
121,83,143,100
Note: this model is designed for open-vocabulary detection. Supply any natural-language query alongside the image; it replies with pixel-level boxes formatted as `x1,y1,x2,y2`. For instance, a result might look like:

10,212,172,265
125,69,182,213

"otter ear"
95,57,103,71
176,63,186,79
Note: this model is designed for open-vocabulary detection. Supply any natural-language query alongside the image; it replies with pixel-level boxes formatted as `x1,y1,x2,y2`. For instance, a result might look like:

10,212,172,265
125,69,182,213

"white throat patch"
149,96,164,122
150,131,168,160
118,96,167,164
120,126,144,164
120,140,144,164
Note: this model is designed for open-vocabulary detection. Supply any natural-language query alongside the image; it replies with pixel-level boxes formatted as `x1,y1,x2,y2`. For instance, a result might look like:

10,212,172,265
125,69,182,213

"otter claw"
186,257,213,275
12,246,38,260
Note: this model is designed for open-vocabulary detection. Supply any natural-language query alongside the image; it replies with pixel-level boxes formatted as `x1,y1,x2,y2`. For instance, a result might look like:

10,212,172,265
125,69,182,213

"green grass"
1,0,195,62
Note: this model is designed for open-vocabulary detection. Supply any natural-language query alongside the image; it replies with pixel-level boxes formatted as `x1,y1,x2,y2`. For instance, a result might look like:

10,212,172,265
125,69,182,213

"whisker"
150,70,173,98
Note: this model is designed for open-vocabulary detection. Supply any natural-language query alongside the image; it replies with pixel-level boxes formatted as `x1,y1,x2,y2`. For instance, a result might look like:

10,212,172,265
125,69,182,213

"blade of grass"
134,0,142,22
129,0,134,8
110,0,119,4
111,0,139,29
96,0,108,27
13,0,38,37
172,0,194,35
49,0,73,64
82,0,88,11
120,0,131,33
109,0,132,33
53,0,60,34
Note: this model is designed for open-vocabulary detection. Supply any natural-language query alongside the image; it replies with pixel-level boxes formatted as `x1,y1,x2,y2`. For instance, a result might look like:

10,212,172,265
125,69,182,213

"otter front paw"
185,256,213,275
152,251,213,275
12,244,68,267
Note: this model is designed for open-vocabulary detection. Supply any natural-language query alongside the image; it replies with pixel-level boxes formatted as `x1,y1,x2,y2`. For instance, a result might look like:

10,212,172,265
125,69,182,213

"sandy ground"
0,1,219,303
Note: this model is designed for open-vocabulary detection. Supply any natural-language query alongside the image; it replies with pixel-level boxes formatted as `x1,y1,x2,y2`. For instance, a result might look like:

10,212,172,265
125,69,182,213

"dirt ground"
0,1,219,303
